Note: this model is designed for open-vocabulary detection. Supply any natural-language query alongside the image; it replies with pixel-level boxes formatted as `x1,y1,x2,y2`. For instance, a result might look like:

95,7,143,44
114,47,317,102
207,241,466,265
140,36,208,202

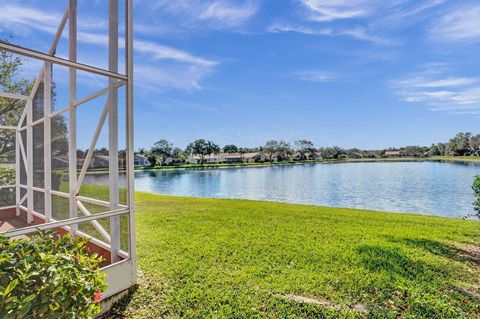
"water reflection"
83,162,480,218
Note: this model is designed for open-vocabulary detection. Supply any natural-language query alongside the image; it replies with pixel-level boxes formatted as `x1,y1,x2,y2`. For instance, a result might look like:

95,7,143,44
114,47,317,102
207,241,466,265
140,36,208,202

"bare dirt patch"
454,243,480,265
275,293,367,313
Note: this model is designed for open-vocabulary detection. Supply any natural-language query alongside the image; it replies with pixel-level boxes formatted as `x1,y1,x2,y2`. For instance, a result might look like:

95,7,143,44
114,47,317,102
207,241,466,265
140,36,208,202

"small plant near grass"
472,174,480,218
0,232,107,319
0,166,15,206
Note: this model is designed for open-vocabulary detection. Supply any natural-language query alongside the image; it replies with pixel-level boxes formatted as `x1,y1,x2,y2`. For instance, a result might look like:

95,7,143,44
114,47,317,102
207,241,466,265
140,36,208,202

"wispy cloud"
394,77,478,89
0,3,218,92
295,70,334,82
134,40,217,67
390,66,480,113
430,3,480,43
135,63,214,92
267,23,391,45
280,0,447,46
153,0,258,29
298,0,377,22
0,4,61,36
370,0,446,31
297,0,445,23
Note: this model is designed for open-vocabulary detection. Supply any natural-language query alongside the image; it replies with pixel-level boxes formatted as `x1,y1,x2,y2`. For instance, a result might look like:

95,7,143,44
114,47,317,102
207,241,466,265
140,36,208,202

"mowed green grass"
109,193,480,319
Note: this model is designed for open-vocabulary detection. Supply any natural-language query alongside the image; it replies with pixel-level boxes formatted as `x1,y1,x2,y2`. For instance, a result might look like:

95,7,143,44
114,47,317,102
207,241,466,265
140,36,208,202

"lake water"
85,161,480,218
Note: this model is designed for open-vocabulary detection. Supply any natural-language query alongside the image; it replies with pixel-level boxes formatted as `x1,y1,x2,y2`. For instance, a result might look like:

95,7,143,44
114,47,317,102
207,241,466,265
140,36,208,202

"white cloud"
298,0,377,22
134,40,217,67
370,0,445,31
390,66,480,114
394,76,478,89
298,0,445,23
135,63,213,92
78,35,217,91
268,23,329,36
0,4,218,92
154,0,258,28
430,3,480,43
295,70,334,82
286,0,447,46
198,1,258,27
267,23,391,45
0,4,61,36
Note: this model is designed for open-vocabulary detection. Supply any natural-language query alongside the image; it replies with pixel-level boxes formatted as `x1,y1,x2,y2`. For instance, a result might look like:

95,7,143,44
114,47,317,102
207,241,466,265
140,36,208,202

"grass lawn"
107,193,480,319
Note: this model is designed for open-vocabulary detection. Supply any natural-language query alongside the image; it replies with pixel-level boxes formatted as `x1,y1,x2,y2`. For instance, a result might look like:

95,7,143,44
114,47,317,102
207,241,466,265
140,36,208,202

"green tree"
186,139,219,165
294,139,315,160
264,140,278,163
223,144,238,153
146,152,157,167
0,49,32,159
137,148,147,155
277,140,292,161
401,145,425,157
470,134,480,150
209,142,221,156
0,48,68,173
238,147,248,162
151,139,173,166
171,147,186,164
448,132,471,155
427,144,440,156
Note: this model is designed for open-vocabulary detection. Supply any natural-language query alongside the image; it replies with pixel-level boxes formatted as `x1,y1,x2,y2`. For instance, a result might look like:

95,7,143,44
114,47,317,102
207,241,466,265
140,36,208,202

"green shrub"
0,166,15,187
0,166,15,207
0,232,107,319
473,174,480,218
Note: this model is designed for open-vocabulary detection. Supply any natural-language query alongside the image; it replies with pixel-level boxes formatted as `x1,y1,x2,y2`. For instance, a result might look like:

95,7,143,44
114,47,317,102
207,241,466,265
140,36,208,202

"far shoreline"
134,155,480,172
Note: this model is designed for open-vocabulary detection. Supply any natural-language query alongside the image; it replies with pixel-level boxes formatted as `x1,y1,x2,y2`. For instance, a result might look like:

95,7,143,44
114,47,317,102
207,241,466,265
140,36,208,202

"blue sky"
1,0,480,150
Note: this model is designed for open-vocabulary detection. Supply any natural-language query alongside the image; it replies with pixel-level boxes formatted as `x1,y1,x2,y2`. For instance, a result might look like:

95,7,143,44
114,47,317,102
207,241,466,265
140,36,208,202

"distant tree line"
136,132,480,167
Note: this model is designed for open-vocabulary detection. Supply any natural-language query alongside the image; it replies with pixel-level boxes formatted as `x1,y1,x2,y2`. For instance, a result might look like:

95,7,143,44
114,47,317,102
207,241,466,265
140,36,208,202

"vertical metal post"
126,0,137,279
26,99,33,224
15,130,20,216
69,0,78,232
44,63,52,222
109,0,120,263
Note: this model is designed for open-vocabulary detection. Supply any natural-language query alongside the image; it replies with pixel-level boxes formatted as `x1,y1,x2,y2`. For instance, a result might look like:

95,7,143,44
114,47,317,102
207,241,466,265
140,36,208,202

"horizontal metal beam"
18,81,124,130
2,207,129,237
0,205,17,210
0,41,127,81
11,207,129,261
76,200,112,243
0,92,28,100
50,189,70,198
77,195,115,208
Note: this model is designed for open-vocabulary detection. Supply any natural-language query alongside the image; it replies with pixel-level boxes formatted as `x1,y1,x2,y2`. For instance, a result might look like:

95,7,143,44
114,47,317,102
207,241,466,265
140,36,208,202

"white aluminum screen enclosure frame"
0,0,137,299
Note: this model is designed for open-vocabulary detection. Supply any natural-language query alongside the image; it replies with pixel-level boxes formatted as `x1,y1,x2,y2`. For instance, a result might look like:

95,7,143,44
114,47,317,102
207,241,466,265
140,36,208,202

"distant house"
185,152,262,164
52,156,69,169
223,152,263,163
243,152,263,163
223,153,243,163
185,154,222,164
384,150,401,157
349,152,363,159
311,152,323,160
91,155,110,168
134,154,151,167
364,152,380,158
53,154,126,169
